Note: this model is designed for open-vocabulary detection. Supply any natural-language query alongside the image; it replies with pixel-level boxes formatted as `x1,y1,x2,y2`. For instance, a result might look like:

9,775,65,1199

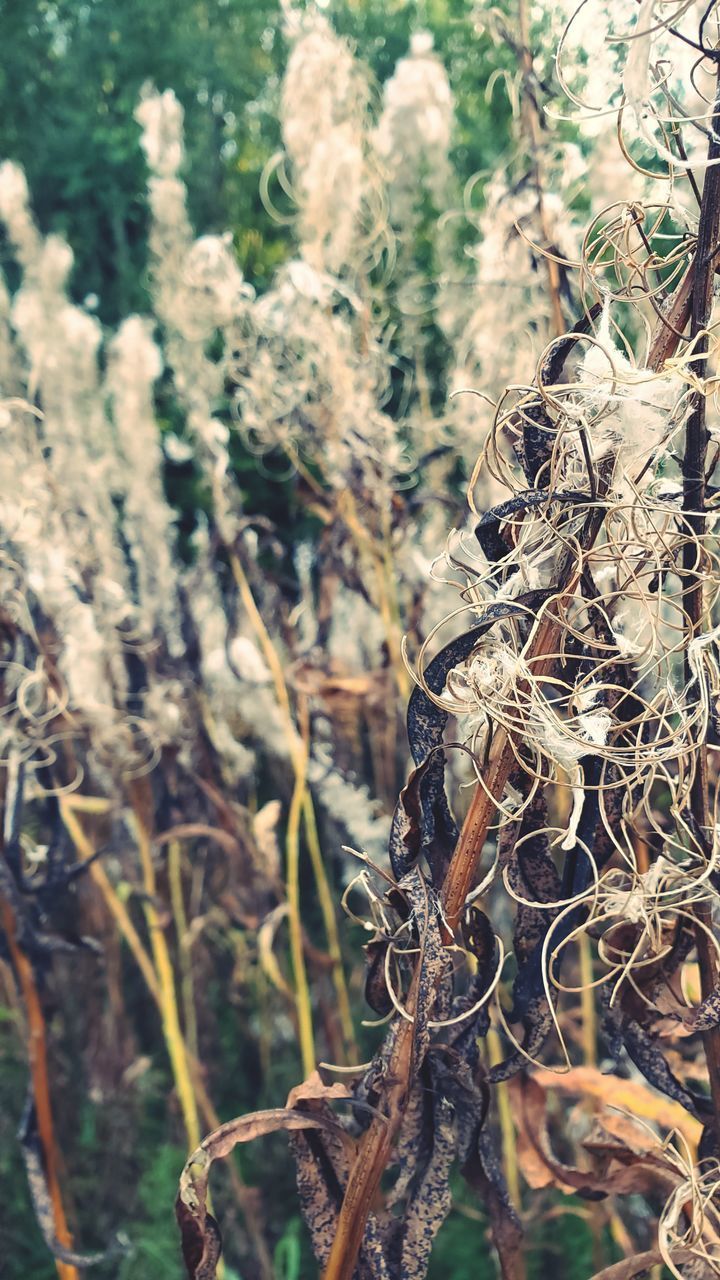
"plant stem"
681,73,720,1134
579,932,597,1069
60,800,163,1005
322,263,699,1280
61,800,273,1279
230,548,356,1065
168,839,199,1064
0,897,79,1280
487,1026,521,1207
286,759,317,1076
129,782,202,1153
302,793,357,1058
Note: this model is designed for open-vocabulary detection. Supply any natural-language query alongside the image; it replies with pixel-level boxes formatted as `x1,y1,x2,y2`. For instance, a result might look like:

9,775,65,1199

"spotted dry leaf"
176,1104,352,1280
399,1089,456,1280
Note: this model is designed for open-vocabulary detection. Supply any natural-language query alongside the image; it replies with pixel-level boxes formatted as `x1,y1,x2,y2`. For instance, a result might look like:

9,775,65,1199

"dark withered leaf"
488,995,555,1085
287,1077,358,1271
486,786,560,1082
290,1129,392,1279
461,904,495,964
620,1016,706,1120
359,1217,394,1280
450,907,497,1049
693,982,720,1032
698,1123,719,1162
399,1092,456,1280
175,1202,222,1280
507,789,557,967
491,756,608,1083
476,489,592,569
399,869,447,1065
388,755,438,880
386,1078,428,1211
463,1121,524,1280
364,938,393,1016
399,595,553,885
518,304,602,484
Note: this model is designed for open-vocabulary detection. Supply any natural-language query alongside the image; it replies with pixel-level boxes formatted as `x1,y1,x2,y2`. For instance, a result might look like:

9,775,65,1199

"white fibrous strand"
233,261,404,493
136,86,254,543
280,11,377,276
308,748,392,867
375,32,454,232
0,177,132,730
374,32,457,391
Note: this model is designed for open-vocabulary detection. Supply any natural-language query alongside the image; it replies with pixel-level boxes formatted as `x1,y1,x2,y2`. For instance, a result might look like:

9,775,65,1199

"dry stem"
321,247,700,1280
0,897,79,1280
681,74,720,1135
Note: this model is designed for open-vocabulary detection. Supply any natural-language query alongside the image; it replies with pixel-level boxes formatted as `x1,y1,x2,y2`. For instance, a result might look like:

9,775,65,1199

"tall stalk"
320,229,702,1280
229,549,356,1068
0,899,79,1280
60,798,274,1280
681,74,720,1134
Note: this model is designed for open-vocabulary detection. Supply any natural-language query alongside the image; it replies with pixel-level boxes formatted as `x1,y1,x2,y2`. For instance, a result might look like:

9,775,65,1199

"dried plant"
5,3,720,1278
173,5,720,1280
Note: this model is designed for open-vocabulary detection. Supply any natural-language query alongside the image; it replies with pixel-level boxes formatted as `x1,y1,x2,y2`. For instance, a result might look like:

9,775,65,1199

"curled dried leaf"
176,1105,351,1279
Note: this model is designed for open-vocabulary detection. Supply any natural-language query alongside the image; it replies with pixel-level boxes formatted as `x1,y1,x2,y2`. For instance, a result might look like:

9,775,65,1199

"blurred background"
0,1,627,1276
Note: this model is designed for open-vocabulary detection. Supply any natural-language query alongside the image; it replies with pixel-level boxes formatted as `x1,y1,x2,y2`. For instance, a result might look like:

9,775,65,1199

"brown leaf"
286,1075,358,1271
508,1074,683,1202
509,1070,691,1213
287,1072,353,1110
531,1066,701,1150
580,1119,682,1198
509,1074,591,1195
364,938,393,1017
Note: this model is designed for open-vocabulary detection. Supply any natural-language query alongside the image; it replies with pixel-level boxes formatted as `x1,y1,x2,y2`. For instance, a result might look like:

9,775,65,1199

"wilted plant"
174,4,720,1280
5,2,720,1278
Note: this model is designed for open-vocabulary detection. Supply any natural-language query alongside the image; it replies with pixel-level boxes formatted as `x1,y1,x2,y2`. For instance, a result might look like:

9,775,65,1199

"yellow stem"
230,549,356,1065
129,793,201,1154
59,801,161,1006
287,767,316,1077
338,491,410,706
487,1026,521,1209
168,840,199,1064
302,793,356,1059
579,932,597,1069
228,550,298,750
61,805,272,1278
